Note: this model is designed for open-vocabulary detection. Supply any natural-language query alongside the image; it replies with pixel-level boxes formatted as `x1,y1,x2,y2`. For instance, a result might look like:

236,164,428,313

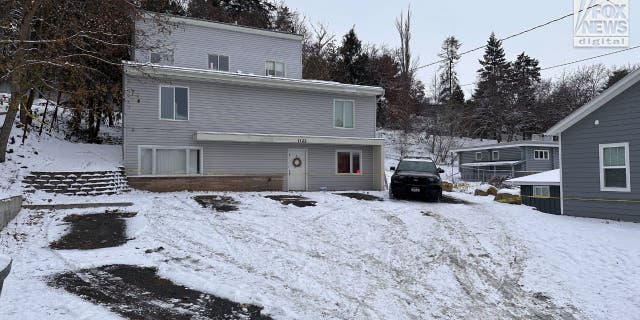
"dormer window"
209,54,230,71
266,61,285,77
150,49,174,65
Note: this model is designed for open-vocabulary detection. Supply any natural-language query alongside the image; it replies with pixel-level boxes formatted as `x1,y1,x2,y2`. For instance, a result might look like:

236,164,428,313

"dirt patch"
439,195,473,205
193,195,240,212
264,195,317,207
48,264,272,320
334,193,383,201
49,210,137,250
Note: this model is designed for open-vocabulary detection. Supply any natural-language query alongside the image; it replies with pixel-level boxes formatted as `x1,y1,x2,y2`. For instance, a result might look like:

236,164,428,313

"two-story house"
122,13,385,192
452,136,559,182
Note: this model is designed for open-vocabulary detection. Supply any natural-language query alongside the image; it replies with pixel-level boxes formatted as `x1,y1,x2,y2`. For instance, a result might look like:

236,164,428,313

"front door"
288,149,307,191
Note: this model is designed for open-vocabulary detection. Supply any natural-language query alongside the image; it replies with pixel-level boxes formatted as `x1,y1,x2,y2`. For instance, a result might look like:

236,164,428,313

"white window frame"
333,99,355,129
137,145,204,176
159,86,189,121
599,142,631,192
534,150,550,160
533,185,551,197
208,53,230,71
492,150,500,161
335,150,362,175
149,49,174,65
475,152,482,161
265,61,285,77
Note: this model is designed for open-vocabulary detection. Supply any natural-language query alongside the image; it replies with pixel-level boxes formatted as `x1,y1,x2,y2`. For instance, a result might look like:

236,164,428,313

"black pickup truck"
389,158,445,201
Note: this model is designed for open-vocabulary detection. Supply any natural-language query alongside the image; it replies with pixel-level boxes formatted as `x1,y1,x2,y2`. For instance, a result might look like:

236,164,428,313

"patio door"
288,149,307,191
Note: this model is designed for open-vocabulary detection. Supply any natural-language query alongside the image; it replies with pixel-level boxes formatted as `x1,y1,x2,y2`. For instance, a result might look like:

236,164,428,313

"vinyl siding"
561,81,640,221
523,147,558,172
135,18,303,78
123,74,378,190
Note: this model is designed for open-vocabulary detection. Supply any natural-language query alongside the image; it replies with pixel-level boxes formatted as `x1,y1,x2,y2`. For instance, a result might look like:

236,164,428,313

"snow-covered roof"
451,140,558,153
547,68,640,135
507,169,560,186
124,62,385,96
461,160,524,167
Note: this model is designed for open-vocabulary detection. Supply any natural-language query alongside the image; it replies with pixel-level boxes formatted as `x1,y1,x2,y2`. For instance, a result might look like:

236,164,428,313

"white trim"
194,131,384,146
142,12,304,41
533,185,551,197
599,142,631,192
124,62,384,96
137,145,204,176
159,85,190,121
547,68,640,135
333,99,355,129
559,133,564,215
492,150,500,161
335,149,363,175
452,142,558,153
475,152,482,161
534,149,550,160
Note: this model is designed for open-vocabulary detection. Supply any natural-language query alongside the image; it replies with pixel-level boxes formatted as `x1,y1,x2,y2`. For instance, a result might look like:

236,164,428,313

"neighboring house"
507,169,561,215
546,68,640,222
122,13,385,192
452,137,559,182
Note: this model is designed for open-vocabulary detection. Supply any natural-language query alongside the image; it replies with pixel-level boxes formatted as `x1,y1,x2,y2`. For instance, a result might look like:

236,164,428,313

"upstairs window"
150,49,174,65
475,152,482,161
160,86,188,121
534,150,550,160
492,151,500,160
334,100,354,128
265,61,285,77
209,54,230,71
600,142,631,192
337,151,361,174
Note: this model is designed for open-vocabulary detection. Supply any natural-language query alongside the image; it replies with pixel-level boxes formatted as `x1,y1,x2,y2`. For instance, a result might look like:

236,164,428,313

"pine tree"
507,52,541,139
437,36,464,105
472,32,511,141
336,28,370,85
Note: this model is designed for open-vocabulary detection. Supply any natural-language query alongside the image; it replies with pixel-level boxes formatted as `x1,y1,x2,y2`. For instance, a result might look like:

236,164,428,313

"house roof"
123,62,385,96
451,140,558,153
140,12,303,41
460,160,525,167
507,169,560,186
546,68,640,135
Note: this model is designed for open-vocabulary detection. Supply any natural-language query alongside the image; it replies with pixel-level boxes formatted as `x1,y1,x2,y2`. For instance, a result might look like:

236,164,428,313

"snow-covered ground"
1,191,639,319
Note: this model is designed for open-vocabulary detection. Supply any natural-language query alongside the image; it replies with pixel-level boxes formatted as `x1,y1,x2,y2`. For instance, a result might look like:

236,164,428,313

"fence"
460,169,542,183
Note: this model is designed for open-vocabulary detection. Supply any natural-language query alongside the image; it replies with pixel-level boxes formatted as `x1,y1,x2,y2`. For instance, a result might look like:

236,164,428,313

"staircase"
22,168,130,196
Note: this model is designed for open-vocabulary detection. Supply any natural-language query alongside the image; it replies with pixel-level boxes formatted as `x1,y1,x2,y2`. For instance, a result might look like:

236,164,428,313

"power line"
457,45,640,88
414,0,607,71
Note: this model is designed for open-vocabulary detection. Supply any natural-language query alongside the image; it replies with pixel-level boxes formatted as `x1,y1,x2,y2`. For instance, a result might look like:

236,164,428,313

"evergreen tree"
507,52,541,139
336,28,370,85
437,36,464,105
603,68,630,91
140,0,186,15
472,32,511,141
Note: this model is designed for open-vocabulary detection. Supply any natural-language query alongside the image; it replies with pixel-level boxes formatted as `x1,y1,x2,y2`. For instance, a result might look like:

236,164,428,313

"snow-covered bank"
1,191,639,319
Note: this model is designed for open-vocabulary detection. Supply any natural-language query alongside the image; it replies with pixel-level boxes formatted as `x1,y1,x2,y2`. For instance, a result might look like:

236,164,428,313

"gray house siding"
561,81,640,222
523,146,558,172
135,18,303,78
521,185,561,215
123,73,378,190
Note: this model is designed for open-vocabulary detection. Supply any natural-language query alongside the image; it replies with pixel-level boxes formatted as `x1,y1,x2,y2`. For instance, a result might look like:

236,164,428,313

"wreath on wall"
292,157,302,168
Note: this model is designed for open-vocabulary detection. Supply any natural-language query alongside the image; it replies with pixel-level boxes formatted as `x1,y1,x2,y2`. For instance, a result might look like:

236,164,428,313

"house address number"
297,138,307,144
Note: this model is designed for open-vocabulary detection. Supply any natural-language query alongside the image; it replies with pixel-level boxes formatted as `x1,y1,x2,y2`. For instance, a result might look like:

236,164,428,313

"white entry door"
288,149,307,191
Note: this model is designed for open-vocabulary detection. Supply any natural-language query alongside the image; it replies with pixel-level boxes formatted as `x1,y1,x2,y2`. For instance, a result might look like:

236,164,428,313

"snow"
1,191,639,319
497,188,520,195
0,254,10,270
475,184,495,192
508,169,561,186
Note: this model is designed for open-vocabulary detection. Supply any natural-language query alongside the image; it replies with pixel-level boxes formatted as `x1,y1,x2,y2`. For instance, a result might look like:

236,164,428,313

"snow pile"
475,184,495,192
497,188,520,195
508,169,560,185
0,254,10,270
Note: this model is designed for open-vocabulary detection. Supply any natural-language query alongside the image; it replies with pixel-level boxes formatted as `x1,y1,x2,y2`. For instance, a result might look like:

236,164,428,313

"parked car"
389,158,445,201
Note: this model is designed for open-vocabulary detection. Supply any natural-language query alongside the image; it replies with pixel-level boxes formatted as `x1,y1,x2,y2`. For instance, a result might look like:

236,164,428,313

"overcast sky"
285,0,638,97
